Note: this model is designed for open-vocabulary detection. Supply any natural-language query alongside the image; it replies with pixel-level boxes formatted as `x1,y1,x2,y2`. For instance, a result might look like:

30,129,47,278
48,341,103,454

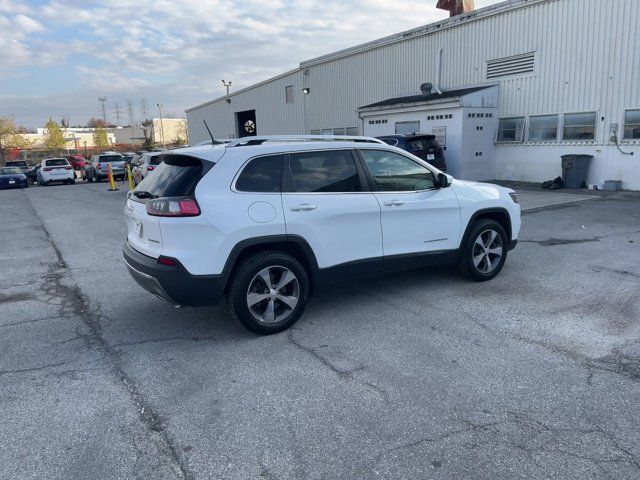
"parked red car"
66,154,88,170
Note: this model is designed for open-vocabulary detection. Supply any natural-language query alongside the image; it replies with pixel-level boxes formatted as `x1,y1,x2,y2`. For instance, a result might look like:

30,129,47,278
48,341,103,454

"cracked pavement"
1,183,639,479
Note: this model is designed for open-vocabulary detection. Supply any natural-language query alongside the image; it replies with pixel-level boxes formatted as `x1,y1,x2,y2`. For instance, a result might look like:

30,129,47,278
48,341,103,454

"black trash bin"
561,155,592,189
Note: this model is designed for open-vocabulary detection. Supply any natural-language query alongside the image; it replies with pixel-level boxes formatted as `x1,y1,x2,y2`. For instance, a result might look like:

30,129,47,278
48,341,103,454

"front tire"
227,251,310,335
457,219,508,281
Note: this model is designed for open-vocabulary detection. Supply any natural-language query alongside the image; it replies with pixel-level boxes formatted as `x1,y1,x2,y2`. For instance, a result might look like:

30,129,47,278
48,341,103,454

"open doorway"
235,110,257,138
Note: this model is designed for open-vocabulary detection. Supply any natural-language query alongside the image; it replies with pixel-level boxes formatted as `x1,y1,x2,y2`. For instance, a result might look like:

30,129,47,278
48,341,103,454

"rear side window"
236,155,282,192
150,156,163,166
45,159,68,166
136,155,206,198
288,150,361,193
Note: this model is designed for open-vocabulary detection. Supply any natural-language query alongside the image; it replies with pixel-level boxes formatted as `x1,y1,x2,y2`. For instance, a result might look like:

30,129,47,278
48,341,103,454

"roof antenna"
203,120,220,144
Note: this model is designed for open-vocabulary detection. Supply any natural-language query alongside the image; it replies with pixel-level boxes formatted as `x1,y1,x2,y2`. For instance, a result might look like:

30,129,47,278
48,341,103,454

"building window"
497,117,525,142
310,129,321,135
346,127,359,136
529,114,558,142
285,85,294,104
563,112,596,141
321,129,332,135
395,121,420,134
624,110,640,140
333,128,345,135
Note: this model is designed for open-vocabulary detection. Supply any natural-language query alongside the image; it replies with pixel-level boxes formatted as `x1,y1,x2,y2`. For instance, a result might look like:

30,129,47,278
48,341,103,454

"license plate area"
427,154,435,160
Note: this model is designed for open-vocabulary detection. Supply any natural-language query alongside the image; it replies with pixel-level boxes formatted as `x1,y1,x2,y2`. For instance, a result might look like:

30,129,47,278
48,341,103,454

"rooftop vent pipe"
420,83,433,96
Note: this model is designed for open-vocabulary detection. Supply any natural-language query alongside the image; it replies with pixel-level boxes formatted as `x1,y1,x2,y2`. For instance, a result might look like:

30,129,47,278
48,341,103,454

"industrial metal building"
186,0,640,189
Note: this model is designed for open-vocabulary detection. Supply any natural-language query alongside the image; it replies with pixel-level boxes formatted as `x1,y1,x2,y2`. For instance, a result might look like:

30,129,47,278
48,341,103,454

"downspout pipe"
435,49,443,95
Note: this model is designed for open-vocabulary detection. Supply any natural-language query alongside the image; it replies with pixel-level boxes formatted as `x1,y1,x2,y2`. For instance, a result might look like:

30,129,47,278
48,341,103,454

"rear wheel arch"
222,235,319,293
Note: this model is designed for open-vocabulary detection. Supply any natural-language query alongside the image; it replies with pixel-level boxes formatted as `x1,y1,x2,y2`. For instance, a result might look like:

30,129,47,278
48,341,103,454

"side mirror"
437,173,450,188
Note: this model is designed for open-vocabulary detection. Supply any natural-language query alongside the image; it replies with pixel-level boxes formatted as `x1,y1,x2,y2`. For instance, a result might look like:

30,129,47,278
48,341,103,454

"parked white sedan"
37,158,75,186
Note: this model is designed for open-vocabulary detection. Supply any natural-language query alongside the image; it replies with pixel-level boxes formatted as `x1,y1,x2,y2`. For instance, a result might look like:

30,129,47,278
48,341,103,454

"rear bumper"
122,241,225,306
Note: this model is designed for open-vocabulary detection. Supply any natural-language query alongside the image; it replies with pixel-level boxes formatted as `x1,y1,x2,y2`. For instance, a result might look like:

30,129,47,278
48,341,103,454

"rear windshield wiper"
133,191,157,199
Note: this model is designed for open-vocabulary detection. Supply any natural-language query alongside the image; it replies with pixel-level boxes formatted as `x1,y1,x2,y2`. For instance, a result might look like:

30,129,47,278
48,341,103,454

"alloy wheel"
472,229,503,274
246,265,300,324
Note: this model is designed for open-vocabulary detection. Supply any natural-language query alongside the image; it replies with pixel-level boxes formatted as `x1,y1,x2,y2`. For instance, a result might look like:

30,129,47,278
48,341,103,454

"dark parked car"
4,160,30,174
0,167,29,189
376,134,447,171
25,164,41,184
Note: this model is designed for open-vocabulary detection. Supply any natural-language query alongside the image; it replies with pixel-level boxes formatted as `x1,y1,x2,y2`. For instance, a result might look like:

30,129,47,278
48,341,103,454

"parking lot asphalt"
1,182,639,480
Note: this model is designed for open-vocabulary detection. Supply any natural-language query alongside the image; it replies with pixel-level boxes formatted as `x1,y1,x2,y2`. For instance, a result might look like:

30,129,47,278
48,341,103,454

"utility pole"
113,102,122,127
98,97,108,124
222,79,232,96
156,103,165,148
127,100,135,145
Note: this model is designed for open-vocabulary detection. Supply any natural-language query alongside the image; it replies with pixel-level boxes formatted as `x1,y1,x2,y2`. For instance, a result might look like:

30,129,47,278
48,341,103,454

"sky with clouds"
0,0,502,128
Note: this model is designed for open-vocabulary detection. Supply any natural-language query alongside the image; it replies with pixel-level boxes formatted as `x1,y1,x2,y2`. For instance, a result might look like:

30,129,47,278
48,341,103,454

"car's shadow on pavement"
106,264,466,348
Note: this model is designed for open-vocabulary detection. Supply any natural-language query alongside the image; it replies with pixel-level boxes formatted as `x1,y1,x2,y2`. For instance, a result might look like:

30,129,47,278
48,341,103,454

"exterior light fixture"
302,88,310,94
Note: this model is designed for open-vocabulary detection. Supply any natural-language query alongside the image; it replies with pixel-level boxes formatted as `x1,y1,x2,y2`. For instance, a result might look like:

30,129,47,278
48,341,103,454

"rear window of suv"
99,156,124,162
45,159,69,166
7,161,28,168
135,155,207,198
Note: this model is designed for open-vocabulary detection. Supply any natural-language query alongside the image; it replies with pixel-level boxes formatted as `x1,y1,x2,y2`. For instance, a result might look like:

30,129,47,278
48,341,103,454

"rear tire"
227,251,310,335
457,219,508,281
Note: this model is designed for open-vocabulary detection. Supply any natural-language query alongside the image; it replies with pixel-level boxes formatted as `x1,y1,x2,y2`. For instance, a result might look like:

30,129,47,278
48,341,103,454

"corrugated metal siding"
188,0,640,145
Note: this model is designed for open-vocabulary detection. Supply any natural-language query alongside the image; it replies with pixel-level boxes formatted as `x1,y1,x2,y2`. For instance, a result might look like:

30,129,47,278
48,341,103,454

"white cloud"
14,14,44,32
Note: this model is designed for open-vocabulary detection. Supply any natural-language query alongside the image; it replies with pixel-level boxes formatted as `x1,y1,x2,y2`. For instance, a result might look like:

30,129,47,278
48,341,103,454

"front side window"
528,115,558,141
563,112,596,141
624,110,640,140
359,149,436,192
289,150,361,193
497,117,525,142
236,154,282,192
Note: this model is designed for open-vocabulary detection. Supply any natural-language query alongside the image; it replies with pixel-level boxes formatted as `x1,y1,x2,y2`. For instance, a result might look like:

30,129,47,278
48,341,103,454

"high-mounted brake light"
146,197,200,217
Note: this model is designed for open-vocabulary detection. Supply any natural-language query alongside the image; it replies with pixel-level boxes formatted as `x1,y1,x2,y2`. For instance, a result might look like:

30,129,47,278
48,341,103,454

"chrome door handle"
290,204,317,212
383,200,405,207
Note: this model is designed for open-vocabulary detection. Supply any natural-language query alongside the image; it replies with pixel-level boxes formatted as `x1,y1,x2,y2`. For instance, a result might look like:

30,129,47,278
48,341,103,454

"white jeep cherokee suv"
123,136,520,334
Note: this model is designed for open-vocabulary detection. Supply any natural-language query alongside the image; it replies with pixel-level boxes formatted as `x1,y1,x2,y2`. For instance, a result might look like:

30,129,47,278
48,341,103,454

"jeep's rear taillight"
146,197,200,217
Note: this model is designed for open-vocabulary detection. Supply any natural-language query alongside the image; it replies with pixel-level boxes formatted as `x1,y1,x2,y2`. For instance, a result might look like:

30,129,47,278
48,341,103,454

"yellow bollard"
107,163,119,191
126,163,135,190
